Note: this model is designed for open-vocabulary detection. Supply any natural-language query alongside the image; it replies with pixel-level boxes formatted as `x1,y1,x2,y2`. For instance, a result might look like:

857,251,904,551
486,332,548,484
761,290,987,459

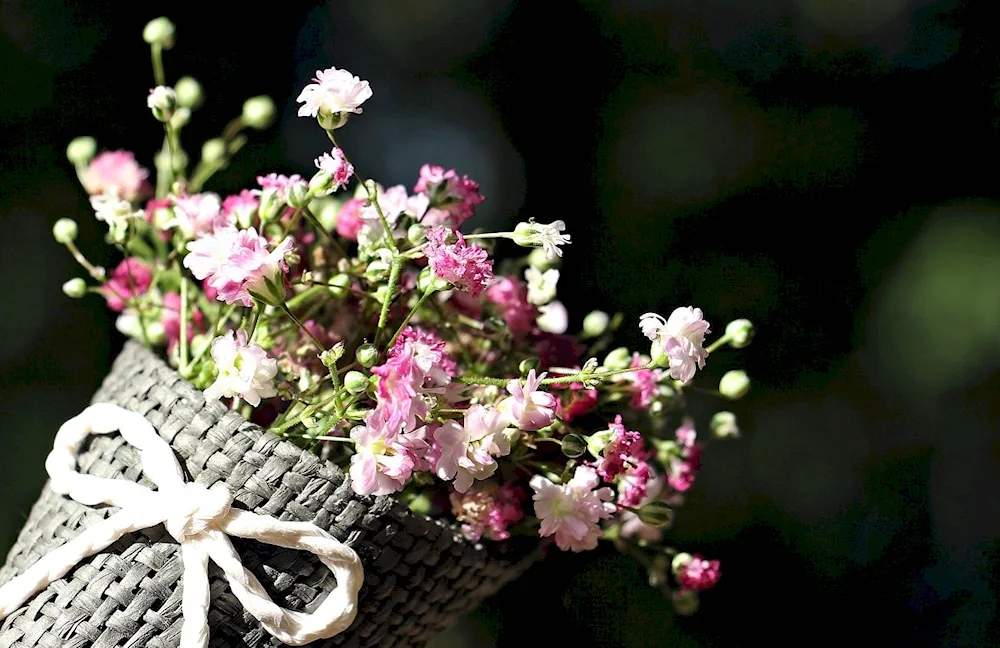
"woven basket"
0,341,538,647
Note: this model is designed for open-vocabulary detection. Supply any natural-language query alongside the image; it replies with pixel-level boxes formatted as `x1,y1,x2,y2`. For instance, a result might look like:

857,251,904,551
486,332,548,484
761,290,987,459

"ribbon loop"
0,404,364,648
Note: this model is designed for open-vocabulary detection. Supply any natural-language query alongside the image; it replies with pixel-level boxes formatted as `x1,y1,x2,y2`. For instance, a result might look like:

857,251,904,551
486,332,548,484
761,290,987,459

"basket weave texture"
0,341,535,647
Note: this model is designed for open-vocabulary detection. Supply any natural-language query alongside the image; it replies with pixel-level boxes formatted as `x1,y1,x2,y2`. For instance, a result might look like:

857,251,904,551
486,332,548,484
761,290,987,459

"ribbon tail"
179,541,211,648
0,508,150,618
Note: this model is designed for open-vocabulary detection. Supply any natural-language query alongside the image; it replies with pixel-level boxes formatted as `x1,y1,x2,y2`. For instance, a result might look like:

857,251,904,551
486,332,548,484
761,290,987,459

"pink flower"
434,405,512,493
203,329,278,406
413,164,484,229
554,382,598,423
424,227,494,297
313,147,354,192
81,150,150,202
640,307,710,383
617,460,652,508
391,326,456,387
183,226,294,307
619,475,668,542
335,198,366,240
498,369,558,431
348,408,427,496
666,418,702,493
485,277,537,337
450,483,525,542
530,466,616,552
627,352,662,409
170,192,232,239
221,190,259,227
161,291,205,352
296,66,372,129
102,258,152,312
256,173,307,203
591,415,645,483
674,554,721,591
359,185,428,244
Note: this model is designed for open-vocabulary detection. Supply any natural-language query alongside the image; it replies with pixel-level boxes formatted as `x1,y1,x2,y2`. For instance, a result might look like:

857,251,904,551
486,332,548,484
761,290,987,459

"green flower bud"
62,278,88,298
561,433,587,458
719,370,750,400
581,310,610,338
344,371,369,394
654,439,680,466
527,246,559,271
201,138,226,165
308,170,335,196
328,273,352,299
417,266,450,293
66,136,97,166
287,182,309,209
142,17,176,48
587,429,614,458
725,318,754,349
518,358,540,375
356,343,378,367
365,260,390,282
52,218,78,244
671,552,693,574
637,501,674,528
710,411,740,439
174,76,204,110
169,107,191,129
603,347,632,371
407,224,426,246
243,95,276,130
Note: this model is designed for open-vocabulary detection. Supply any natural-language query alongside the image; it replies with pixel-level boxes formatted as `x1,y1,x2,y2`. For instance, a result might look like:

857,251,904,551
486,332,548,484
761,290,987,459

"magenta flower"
102,258,152,312
591,415,645,483
485,277,537,337
424,227,494,297
619,475,668,542
183,226,294,307
313,147,354,192
498,369,558,431
666,418,702,493
335,198,366,240
81,150,150,202
530,466,616,552
674,554,721,591
627,352,662,409
413,164,484,229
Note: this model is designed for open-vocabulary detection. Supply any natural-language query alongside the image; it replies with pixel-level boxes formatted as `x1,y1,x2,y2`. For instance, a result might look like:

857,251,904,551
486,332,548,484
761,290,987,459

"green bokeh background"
2,1,999,645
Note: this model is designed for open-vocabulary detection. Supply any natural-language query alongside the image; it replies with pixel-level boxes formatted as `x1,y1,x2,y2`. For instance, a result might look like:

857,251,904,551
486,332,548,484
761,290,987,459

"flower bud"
257,188,282,223
603,347,631,371
327,273,351,299
169,107,191,129
407,224,426,246
201,138,227,165
560,433,587,458
518,358,540,374
66,136,97,166
287,182,310,209
344,371,368,394
142,17,176,48
587,429,613,458
62,278,88,298
725,318,754,349
581,310,610,338
527,246,559,270
671,552,693,574
243,96,276,130
637,501,674,528
308,171,335,196
147,86,177,122
356,343,378,367
710,411,740,439
719,370,750,400
320,343,345,370
174,76,204,109
417,266,450,293
364,259,390,282
52,218,78,244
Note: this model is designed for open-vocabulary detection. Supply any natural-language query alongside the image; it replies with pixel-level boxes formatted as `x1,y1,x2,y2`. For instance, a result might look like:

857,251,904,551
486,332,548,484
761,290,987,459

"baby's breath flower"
147,86,177,122
52,218,78,244
296,66,372,130
90,192,139,242
142,17,175,48
174,76,203,109
204,329,278,406
511,219,571,260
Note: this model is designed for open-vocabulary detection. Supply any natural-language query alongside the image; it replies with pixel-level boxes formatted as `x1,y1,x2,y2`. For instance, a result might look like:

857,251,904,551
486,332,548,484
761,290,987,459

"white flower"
511,219,571,259
203,329,278,406
296,66,373,129
147,85,177,122
169,192,229,239
536,301,568,334
529,466,616,552
524,267,559,305
90,191,140,242
639,307,710,383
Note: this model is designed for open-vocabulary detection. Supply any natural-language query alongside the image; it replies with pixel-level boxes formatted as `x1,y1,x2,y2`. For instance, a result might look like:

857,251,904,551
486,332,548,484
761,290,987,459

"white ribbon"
0,403,364,647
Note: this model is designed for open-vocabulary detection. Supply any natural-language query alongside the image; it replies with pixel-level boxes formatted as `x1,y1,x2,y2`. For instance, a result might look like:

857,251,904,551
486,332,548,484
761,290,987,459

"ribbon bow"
0,403,364,647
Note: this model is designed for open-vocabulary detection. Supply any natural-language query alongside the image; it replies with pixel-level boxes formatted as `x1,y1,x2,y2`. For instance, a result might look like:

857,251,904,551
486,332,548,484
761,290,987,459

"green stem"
375,257,402,346
386,290,433,349
151,44,165,86
326,130,398,254
248,302,263,340
63,240,105,280
187,303,239,370
280,302,325,351
457,375,510,387
705,334,731,354
163,123,177,192
540,362,656,385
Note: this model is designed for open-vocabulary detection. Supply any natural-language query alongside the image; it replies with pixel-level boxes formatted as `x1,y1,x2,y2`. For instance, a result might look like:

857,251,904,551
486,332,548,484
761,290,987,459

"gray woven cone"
0,341,538,647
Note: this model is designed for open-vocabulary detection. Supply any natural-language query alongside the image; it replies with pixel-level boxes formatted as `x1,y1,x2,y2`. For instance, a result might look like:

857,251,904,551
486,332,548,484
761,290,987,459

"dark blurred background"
2,0,1000,645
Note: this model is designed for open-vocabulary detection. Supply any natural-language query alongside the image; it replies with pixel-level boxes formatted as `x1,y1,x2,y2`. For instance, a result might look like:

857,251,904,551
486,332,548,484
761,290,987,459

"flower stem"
280,302,325,351
326,130,397,254
387,290,433,349
375,257,402,347
705,334,731,354
151,44,165,86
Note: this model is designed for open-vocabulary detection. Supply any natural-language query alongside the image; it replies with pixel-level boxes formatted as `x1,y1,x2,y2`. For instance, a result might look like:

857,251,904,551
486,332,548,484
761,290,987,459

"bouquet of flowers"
7,16,754,646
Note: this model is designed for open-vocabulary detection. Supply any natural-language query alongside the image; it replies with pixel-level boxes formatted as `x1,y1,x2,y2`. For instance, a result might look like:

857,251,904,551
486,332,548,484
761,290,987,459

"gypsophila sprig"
55,18,758,615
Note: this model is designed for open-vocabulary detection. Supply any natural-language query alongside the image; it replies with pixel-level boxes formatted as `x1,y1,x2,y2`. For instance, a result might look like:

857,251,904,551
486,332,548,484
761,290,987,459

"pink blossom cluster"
183,226,294,307
424,227,494,297
666,418,703,493
450,484,525,542
81,150,150,202
413,164,484,229
530,466,616,552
